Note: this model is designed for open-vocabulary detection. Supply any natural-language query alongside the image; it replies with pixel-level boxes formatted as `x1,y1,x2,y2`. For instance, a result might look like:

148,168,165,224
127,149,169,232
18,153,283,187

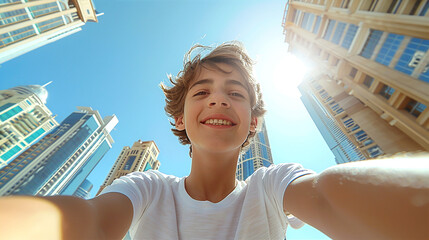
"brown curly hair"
161,41,266,155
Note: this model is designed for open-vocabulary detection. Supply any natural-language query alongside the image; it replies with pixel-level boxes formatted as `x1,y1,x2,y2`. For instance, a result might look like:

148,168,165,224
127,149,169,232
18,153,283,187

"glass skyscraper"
0,83,58,169
236,120,273,181
0,0,101,64
73,178,93,199
0,106,118,196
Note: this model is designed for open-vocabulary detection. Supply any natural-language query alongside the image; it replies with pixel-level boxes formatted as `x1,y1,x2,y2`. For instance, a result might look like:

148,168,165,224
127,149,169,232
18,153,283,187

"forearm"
0,196,101,240
317,153,429,240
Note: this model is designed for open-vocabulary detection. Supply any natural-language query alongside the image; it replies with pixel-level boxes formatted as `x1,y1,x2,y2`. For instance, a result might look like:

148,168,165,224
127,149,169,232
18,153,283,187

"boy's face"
175,63,257,154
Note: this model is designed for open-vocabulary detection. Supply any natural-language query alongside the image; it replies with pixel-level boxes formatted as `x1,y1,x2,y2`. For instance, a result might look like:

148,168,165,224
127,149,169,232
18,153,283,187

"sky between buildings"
0,0,335,239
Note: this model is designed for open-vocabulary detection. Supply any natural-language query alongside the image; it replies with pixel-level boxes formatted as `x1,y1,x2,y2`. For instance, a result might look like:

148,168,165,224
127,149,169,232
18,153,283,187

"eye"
230,92,245,98
193,90,209,97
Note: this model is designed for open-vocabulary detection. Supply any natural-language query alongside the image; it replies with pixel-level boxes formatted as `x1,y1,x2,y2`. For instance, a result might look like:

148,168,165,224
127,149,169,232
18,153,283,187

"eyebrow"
189,79,248,91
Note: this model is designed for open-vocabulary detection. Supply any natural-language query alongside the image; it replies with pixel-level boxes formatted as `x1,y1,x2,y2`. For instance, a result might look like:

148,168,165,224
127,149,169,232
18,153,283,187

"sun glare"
255,48,310,99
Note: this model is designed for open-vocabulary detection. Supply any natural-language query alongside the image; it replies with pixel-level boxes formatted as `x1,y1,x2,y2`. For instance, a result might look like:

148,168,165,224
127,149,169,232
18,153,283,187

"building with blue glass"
0,106,118,196
282,0,429,163
236,120,273,181
0,83,58,169
73,179,93,199
96,140,160,195
0,0,101,64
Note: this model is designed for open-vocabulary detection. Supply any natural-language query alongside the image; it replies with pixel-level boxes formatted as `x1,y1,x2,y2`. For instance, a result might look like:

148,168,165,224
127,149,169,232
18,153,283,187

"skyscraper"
282,1,429,163
0,106,118,196
0,83,58,169
236,120,273,181
0,0,100,64
96,140,160,195
73,178,93,199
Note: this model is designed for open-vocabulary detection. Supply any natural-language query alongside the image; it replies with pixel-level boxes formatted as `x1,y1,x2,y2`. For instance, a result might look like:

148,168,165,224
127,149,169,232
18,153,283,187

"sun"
254,46,310,99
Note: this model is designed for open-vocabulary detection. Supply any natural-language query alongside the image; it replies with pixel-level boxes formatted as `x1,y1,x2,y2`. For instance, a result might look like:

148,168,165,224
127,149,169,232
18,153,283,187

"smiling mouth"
202,119,234,126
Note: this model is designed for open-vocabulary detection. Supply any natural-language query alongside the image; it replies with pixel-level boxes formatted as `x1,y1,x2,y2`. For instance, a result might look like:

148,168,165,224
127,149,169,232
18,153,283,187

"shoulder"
248,163,314,183
101,170,181,195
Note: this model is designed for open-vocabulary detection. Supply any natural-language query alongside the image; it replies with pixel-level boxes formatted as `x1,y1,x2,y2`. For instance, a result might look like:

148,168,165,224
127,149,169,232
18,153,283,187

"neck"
185,147,240,203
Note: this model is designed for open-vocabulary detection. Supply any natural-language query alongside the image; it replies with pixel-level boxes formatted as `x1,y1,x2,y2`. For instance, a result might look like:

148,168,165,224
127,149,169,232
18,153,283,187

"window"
404,100,426,117
363,76,374,88
323,20,336,41
367,145,383,158
341,24,358,49
375,33,404,66
395,37,429,75
349,67,358,78
331,22,346,45
360,30,383,59
313,16,321,34
379,85,395,99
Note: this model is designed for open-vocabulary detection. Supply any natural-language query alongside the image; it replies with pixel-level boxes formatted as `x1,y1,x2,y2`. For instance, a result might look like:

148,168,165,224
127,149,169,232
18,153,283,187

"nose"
208,92,230,108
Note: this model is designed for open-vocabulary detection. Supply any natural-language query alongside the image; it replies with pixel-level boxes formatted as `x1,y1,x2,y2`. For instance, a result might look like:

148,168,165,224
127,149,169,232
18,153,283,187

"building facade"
236,120,273,181
0,106,118,196
0,84,58,168
283,0,429,163
96,140,160,195
73,178,93,199
0,0,99,64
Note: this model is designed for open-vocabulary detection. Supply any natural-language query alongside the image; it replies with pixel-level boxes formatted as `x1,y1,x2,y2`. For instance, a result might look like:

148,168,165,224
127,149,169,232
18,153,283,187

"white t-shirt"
100,163,314,240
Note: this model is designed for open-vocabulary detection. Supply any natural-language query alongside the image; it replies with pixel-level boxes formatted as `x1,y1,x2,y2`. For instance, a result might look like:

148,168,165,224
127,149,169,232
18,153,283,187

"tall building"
0,83,58,169
282,0,429,163
236,120,273,181
0,0,100,64
73,178,93,199
0,106,118,196
96,140,160,195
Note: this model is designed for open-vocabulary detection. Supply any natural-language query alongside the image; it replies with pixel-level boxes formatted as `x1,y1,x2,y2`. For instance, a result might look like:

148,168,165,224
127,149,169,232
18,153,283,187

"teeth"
204,119,232,126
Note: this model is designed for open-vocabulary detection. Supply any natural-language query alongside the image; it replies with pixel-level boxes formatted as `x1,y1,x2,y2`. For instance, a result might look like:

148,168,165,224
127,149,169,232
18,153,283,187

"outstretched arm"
0,193,133,240
284,153,429,240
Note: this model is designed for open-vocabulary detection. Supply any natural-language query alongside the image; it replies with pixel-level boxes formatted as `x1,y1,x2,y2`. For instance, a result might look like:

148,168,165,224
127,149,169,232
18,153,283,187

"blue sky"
0,0,335,239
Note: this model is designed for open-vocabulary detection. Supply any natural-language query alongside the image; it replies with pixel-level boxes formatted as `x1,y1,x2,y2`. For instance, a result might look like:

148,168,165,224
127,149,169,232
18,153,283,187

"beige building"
96,140,160,195
283,0,429,163
0,0,99,64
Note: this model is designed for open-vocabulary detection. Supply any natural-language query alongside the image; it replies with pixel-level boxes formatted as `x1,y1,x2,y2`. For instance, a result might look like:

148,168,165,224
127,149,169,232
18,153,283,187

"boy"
0,42,428,240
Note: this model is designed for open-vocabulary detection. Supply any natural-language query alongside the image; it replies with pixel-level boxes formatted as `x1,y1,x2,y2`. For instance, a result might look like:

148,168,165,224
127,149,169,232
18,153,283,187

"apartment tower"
236,120,273,181
282,0,429,163
0,106,118,196
0,83,58,169
96,140,160,195
0,0,100,64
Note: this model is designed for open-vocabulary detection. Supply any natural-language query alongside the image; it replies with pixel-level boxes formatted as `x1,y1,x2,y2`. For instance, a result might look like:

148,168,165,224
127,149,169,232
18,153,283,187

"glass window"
349,67,358,78
37,17,64,33
379,85,395,99
375,33,404,66
0,9,29,26
363,75,374,88
395,37,429,75
360,30,383,59
323,20,336,41
313,16,321,34
419,1,429,16
123,156,136,171
1,26,36,47
404,100,426,117
367,145,383,158
331,22,346,45
341,24,358,49
29,2,59,18
0,106,23,121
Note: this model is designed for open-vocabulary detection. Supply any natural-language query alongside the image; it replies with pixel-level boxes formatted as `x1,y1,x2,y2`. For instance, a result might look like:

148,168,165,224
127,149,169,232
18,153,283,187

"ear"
175,115,185,131
250,116,257,133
